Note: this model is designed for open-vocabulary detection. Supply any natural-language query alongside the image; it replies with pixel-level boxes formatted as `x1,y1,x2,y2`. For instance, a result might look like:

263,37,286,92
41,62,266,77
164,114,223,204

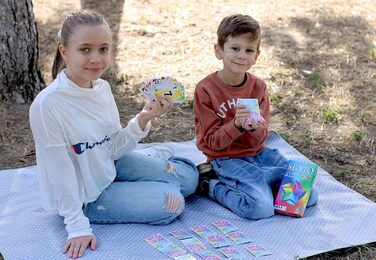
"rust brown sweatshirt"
194,72,270,161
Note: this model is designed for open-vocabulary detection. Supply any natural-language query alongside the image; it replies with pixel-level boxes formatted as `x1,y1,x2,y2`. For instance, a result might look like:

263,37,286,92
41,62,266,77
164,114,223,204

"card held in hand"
236,98,262,124
139,76,185,104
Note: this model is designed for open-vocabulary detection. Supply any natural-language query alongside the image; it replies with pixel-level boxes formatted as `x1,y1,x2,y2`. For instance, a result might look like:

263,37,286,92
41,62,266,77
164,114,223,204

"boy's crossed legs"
209,148,318,219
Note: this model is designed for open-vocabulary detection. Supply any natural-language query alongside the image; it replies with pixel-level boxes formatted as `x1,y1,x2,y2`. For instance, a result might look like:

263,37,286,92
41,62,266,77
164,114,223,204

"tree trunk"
0,0,45,103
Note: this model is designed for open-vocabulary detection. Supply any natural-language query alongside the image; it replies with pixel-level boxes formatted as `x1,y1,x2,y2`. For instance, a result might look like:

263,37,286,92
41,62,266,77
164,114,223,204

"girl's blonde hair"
52,10,110,79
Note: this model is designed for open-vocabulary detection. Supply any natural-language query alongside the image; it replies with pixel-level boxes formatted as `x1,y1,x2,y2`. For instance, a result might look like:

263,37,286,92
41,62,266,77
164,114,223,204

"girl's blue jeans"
210,148,318,219
83,152,199,225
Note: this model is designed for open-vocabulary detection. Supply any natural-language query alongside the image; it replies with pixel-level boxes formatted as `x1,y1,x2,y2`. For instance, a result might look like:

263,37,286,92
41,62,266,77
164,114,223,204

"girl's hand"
146,96,174,119
138,96,173,130
63,235,97,259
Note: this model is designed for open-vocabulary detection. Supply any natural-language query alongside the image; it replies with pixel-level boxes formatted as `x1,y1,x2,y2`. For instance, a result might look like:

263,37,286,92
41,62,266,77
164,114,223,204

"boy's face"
215,33,260,79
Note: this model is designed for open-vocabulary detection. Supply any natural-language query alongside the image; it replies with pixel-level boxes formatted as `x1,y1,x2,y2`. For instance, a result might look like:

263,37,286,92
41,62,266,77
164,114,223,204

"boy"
194,14,318,219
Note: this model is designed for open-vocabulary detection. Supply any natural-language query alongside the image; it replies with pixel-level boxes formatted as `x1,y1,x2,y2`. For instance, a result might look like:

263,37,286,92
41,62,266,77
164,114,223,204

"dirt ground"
1,0,375,259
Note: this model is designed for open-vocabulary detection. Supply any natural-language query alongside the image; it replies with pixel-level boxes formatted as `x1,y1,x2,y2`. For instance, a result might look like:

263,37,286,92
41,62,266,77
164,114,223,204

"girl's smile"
59,24,112,88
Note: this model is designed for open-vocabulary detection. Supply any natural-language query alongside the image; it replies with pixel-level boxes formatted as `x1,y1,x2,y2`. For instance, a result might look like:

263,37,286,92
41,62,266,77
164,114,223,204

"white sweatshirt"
29,71,150,239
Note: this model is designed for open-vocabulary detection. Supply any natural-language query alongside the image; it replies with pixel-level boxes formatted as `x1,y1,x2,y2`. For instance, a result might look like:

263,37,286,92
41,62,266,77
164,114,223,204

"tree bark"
0,0,45,103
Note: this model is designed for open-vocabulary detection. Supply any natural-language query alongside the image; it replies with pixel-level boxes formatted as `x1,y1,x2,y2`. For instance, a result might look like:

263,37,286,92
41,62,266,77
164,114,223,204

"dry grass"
1,0,375,259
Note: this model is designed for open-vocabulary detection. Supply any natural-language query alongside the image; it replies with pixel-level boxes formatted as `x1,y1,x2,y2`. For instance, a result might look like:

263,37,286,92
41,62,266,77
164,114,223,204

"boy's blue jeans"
210,148,318,219
83,152,199,225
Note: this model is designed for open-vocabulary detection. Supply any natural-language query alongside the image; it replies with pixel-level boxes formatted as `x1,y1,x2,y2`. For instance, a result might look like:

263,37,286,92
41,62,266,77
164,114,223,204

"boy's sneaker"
134,144,175,159
196,162,218,195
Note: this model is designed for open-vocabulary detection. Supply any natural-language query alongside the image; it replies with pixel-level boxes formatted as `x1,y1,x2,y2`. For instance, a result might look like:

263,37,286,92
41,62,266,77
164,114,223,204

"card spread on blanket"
145,233,187,258
205,234,231,248
195,250,221,260
218,246,245,259
226,231,253,245
190,225,216,237
146,220,268,259
170,230,194,240
245,243,273,257
181,237,207,253
212,219,239,234
174,254,197,260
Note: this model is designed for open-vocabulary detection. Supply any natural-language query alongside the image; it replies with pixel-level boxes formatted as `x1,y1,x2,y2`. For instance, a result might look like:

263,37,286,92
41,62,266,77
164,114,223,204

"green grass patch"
369,48,376,60
339,170,348,178
187,99,194,108
269,93,280,105
303,129,312,141
351,130,364,141
322,108,338,122
308,72,325,90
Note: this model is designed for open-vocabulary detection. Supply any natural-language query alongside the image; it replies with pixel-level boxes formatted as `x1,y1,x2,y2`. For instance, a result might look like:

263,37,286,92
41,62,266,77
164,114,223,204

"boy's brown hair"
217,14,261,50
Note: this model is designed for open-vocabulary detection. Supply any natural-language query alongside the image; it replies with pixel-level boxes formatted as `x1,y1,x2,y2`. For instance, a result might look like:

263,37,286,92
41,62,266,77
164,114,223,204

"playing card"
218,246,245,259
139,79,156,102
154,77,185,104
205,234,231,248
162,244,187,258
237,98,262,124
191,225,216,237
174,254,197,260
170,230,194,240
140,76,185,104
226,231,252,244
212,219,239,234
195,250,222,260
181,237,207,253
145,233,173,250
245,243,272,257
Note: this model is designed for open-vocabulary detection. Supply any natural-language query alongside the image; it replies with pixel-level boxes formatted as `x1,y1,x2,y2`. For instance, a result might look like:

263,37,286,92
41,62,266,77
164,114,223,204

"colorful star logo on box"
281,181,306,205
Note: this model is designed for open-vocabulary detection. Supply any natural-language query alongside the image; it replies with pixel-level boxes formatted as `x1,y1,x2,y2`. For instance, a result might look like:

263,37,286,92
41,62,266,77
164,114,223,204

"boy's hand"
234,104,250,129
242,115,265,132
63,235,97,258
235,104,265,132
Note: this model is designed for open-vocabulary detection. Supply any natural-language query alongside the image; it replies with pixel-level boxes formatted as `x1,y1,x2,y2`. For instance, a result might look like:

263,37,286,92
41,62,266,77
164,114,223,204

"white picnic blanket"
1,131,375,259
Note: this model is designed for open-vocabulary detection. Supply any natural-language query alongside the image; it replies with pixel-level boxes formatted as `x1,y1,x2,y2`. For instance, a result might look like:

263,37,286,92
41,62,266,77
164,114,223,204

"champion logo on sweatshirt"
72,135,110,155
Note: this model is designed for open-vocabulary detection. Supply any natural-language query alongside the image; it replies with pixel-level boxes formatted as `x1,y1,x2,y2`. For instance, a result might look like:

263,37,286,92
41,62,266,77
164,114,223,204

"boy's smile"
215,33,260,85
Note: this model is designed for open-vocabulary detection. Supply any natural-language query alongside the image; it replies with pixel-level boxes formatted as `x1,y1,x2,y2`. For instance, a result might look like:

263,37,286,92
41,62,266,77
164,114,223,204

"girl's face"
59,25,112,88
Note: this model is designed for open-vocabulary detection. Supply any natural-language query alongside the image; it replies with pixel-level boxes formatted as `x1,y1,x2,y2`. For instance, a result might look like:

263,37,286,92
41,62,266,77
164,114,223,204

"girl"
29,10,198,259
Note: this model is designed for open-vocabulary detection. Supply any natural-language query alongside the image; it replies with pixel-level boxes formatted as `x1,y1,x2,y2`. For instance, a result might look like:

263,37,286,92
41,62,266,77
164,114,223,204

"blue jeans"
210,148,318,219
83,152,199,225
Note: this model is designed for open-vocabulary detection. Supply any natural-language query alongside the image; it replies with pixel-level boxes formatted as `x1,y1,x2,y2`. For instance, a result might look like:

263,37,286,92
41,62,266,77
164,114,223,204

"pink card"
212,219,239,234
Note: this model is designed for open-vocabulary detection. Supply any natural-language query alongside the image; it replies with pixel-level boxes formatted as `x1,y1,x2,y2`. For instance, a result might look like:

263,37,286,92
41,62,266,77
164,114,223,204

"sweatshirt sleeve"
105,87,151,160
29,99,92,240
108,115,151,160
194,85,243,151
